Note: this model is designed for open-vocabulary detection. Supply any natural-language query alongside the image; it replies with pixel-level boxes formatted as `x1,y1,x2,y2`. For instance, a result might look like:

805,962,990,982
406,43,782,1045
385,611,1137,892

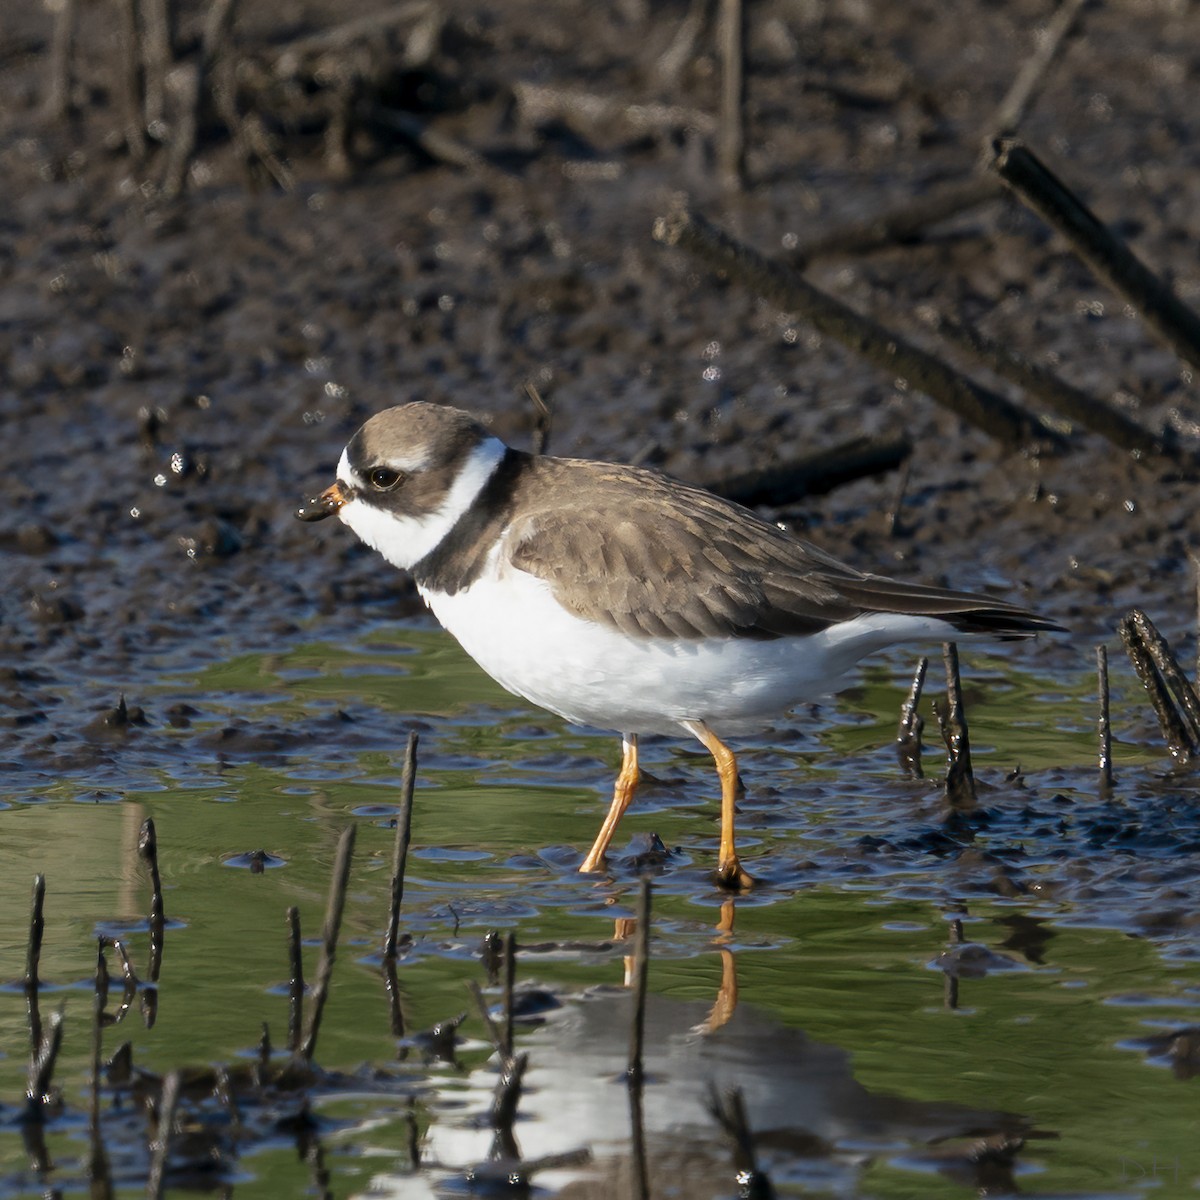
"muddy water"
2,624,1198,1197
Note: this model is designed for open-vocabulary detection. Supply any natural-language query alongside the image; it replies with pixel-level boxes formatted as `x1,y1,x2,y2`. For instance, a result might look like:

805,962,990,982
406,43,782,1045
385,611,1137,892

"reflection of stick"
287,907,304,1053
627,877,651,1085
299,826,357,1061
466,979,505,1053
991,138,1200,373
707,1085,773,1199
1097,646,1114,794
146,1071,181,1200
655,207,1058,449
384,731,418,960
27,1009,63,1119
87,943,111,1190
501,931,516,1061
627,880,651,1200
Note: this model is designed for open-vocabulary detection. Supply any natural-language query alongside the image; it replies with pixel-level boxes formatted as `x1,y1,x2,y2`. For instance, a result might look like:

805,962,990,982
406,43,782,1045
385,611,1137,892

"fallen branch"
1118,609,1200,765
920,307,1186,465
990,137,1200,374
654,206,1061,451
704,434,911,508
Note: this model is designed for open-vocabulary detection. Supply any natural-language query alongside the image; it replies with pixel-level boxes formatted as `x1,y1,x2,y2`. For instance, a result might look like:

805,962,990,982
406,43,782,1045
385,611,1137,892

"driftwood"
918,308,1187,466
704,434,911,508
654,206,1061,451
1118,609,1200,765
990,137,1200,376
717,0,745,193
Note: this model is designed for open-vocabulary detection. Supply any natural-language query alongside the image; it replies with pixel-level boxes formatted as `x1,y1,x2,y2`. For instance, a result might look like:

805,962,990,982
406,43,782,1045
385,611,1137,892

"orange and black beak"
296,482,348,522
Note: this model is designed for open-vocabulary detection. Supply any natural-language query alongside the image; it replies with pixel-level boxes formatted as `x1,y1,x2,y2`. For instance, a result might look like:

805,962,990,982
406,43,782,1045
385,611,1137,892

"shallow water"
2,622,1199,1196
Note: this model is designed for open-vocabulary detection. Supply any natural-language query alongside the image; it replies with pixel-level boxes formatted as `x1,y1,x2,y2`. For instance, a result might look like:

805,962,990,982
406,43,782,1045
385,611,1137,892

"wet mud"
3,0,1200,1194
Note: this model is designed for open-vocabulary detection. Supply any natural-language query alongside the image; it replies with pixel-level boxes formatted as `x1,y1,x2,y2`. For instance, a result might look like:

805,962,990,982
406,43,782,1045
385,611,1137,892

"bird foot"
714,858,754,891
578,851,607,875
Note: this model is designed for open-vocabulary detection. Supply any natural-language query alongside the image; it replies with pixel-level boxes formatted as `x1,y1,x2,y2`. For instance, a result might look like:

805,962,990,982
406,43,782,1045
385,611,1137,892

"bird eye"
368,467,404,491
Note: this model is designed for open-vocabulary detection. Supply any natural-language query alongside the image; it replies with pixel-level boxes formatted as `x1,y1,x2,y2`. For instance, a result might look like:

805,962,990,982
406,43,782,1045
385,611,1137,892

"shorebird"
299,402,1060,887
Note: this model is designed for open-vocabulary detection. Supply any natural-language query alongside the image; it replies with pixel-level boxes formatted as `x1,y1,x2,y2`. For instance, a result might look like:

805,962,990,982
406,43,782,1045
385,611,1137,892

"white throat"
336,436,507,571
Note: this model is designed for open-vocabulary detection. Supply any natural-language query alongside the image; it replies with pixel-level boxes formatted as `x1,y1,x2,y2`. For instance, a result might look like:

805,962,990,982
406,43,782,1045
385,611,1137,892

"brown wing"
504,459,1060,641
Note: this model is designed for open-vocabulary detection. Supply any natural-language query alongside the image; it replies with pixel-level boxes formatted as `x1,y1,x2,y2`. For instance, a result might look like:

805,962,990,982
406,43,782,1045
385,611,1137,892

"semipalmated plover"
298,402,1061,888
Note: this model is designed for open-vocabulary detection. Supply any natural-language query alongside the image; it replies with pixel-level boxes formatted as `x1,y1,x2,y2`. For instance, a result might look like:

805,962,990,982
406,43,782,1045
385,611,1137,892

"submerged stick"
466,980,505,1055
25,1009,63,1121
654,207,1059,450
627,877,651,1087
991,138,1200,374
1097,645,1115,793
897,656,929,779
384,731,419,960
26,876,45,1057
501,932,516,1062
299,825,357,1062
90,941,105,1129
937,643,977,807
626,880,653,1200
287,906,304,1054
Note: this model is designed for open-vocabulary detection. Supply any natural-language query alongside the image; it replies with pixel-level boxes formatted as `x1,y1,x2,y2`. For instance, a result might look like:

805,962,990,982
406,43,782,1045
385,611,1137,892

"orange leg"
681,719,754,890
579,734,639,873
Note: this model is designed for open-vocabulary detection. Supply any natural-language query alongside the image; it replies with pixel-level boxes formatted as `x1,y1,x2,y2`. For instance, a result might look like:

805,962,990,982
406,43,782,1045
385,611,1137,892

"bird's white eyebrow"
338,445,431,485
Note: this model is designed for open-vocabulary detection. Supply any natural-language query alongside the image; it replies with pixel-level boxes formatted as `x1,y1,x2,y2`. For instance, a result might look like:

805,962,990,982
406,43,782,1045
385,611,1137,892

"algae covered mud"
3,0,1200,1193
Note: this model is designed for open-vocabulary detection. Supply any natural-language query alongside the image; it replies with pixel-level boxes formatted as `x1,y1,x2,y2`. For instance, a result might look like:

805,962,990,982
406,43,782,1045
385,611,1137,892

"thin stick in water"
938,643,977,808
1097,644,1115,793
384,731,418,960
501,931,516,1062
287,906,304,1053
627,877,651,1086
26,875,45,1057
299,825,357,1062
897,656,928,779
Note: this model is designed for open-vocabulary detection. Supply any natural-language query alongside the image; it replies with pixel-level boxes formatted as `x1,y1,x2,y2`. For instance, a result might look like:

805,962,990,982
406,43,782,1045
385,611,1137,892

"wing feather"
503,458,1059,640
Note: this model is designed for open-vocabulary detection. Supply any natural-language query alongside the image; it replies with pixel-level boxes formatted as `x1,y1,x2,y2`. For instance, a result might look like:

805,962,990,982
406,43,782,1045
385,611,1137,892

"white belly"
420,558,960,738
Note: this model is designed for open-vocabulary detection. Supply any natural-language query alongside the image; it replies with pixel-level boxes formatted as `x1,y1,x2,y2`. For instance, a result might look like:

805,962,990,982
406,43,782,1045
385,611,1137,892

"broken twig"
991,138,1200,374
654,207,1060,450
